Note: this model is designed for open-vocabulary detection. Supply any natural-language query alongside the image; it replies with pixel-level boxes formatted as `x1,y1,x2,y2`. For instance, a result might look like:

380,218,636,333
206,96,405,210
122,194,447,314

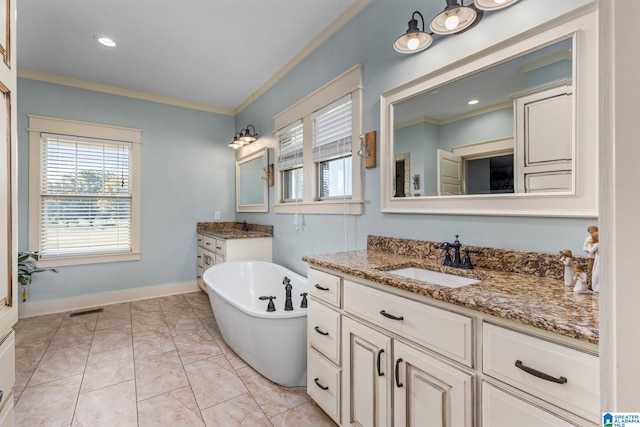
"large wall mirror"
380,12,597,217
236,148,268,212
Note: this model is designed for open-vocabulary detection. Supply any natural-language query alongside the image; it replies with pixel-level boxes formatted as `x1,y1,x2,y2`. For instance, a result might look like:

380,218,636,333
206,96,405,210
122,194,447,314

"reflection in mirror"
236,148,268,212
392,37,573,197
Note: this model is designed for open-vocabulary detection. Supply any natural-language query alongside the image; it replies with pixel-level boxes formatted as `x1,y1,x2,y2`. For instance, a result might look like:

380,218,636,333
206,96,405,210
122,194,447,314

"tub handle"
380,310,404,321
314,326,329,336
377,349,384,377
515,360,568,384
314,284,330,291
395,358,403,388
314,378,329,391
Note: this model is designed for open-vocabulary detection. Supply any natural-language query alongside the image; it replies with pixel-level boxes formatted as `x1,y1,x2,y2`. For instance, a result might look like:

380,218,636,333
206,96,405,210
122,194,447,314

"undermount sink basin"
387,267,480,288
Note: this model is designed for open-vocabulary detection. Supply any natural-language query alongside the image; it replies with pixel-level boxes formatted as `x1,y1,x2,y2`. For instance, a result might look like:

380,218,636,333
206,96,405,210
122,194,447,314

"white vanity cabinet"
341,280,474,427
307,268,343,424
306,266,599,427
196,232,272,292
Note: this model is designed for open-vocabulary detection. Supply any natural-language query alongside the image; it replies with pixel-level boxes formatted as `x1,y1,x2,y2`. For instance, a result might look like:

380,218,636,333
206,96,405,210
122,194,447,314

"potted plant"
18,251,57,302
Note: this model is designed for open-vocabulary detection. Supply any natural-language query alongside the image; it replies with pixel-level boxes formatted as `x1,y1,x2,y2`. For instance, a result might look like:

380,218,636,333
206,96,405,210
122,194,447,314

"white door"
341,317,392,427
437,149,462,195
0,0,17,424
393,341,474,427
514,85,573,193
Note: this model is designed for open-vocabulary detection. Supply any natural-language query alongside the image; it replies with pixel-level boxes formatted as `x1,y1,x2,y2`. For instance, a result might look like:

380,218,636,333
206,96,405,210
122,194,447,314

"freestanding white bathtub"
203,261,308,387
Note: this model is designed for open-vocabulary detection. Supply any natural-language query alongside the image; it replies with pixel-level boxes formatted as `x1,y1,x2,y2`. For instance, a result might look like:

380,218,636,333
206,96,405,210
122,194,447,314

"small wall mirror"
380,13,597,217
236,148,268,212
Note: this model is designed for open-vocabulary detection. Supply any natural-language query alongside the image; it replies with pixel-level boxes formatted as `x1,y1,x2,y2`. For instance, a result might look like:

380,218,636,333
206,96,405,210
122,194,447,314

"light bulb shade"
394,31,433,53
474,0,518,11
238,125,258,143
394,11,432,54
430,2,477,35
228,141,241,149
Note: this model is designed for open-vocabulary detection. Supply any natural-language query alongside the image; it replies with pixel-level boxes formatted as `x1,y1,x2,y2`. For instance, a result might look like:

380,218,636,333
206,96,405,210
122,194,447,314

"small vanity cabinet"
306,266,599,427
196,232,272,292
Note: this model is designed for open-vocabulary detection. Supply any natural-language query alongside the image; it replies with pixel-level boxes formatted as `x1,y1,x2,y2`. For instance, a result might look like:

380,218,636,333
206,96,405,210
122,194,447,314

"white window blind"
40,134,132,257
277,120,304,170
312,94,352,162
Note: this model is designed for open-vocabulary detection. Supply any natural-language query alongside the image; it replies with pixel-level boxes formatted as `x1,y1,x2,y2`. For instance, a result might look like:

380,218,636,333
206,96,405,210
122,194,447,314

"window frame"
28,115,142,267
274,65,363,215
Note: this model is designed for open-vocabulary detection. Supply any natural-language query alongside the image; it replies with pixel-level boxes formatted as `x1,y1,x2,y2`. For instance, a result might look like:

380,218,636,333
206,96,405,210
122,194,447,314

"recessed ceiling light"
468,99,479,105
94,36,116,47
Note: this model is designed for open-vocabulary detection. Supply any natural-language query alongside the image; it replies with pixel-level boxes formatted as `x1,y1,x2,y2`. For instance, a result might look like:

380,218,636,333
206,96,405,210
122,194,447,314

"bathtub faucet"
258,296,277,312
283,277,294,311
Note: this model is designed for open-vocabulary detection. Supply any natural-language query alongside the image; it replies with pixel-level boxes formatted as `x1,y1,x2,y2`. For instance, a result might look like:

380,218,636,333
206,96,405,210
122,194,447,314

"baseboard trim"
18,280,201,319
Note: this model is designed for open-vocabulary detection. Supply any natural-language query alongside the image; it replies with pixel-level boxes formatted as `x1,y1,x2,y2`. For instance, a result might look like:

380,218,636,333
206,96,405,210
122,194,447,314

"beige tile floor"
12,291,336,427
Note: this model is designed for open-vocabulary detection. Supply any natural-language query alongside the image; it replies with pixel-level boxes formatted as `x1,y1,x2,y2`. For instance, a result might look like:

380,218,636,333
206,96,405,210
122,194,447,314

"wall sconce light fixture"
394,0,519,53
228,125,258,149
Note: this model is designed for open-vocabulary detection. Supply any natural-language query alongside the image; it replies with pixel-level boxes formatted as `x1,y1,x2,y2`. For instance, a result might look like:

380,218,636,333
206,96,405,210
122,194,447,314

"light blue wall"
17,79,236,302
236,0,595,276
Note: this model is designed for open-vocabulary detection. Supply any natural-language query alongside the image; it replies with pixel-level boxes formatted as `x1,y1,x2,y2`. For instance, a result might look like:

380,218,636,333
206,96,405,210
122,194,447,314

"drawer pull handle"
380,310,404,321
395,358,403,387
314,326,329,336
314,377,329,391
205,242,211,245
377,349,384,377
216,246,222,250
515,360,568,384
314,284,330,291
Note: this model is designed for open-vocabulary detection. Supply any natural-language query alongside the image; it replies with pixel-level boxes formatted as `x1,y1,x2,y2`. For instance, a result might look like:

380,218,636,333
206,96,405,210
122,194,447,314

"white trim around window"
28,115,142,267
274,65,363,215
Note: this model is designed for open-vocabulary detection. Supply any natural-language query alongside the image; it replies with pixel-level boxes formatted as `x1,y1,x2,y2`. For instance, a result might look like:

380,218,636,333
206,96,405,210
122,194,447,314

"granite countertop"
303,249,599,345
197,222,273,239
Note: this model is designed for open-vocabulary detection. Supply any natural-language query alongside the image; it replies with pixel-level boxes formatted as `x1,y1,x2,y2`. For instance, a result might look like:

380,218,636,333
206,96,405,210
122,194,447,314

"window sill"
36,252,141,268
274,200,363,215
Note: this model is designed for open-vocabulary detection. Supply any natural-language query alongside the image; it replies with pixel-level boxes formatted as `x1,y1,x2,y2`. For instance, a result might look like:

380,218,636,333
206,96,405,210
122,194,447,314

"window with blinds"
313,95,353,198
39,134,133,257
277,120,304,201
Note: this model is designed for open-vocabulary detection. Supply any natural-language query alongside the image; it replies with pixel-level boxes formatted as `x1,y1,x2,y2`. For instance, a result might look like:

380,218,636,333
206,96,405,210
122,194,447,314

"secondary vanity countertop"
197,222,273,239
303,236,598,345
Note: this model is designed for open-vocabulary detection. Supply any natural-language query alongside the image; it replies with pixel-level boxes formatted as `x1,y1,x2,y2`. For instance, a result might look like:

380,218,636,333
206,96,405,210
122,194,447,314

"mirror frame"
236,148,269,212
380,12,597,217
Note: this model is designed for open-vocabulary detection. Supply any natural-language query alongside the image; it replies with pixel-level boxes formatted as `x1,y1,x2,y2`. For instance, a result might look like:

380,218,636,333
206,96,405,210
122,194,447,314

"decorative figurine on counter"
559,249,576,287
573,264,590,294
587,230,600,293
583,225,599,288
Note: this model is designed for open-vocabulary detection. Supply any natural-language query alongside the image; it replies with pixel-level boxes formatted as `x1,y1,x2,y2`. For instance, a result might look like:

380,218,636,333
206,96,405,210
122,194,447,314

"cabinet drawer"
308,268,341,308
482,323,598,422
308,348,341,424
213,239,225,256
197,233,204,247
0,330,15,410
308,301,341,364
202,235,216,251
344,280,473,366
482,382,591,427
197,246,205,268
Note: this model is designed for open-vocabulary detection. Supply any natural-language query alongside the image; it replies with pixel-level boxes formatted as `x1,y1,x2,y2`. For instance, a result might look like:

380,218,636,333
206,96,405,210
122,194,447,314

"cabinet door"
342,317,392,427
514,85,573,193
393,341,473,427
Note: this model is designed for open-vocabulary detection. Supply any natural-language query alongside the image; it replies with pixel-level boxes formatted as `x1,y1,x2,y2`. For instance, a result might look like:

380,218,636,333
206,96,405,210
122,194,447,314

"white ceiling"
17,0,360,113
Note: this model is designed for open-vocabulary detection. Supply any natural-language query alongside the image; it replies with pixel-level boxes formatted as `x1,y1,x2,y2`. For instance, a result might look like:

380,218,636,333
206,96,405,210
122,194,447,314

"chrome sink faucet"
439,235,483,269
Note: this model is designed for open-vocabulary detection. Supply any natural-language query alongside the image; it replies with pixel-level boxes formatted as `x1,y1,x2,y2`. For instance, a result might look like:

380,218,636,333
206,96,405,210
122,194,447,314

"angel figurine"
573,264,590,294
559,249,575,287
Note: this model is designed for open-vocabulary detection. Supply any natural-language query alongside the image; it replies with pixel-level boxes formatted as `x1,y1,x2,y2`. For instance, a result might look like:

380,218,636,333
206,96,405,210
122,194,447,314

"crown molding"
234,0,373,115
18,69,234,116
